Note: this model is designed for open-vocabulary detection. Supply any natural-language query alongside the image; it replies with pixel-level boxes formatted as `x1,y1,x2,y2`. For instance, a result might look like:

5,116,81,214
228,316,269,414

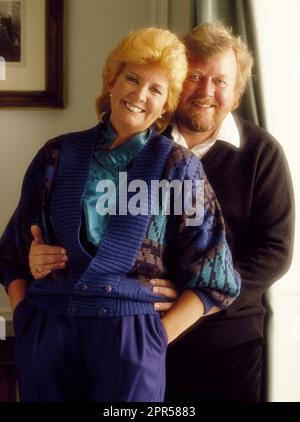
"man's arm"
28,229,178,307
233,136,295,306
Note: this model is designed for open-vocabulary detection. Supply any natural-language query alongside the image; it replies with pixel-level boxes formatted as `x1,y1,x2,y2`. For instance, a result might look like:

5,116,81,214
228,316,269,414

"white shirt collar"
172,113,240,159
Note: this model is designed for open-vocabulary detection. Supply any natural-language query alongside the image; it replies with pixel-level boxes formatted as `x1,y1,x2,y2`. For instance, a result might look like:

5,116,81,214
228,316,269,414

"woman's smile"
123,100,145,113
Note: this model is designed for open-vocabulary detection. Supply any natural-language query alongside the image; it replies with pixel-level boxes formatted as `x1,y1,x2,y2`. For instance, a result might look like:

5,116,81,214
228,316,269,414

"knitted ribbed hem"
189,288,218,315
27,294,159,318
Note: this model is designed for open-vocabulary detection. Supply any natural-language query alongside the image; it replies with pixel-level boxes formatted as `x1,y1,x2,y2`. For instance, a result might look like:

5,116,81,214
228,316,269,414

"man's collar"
215,113,240,148
172,112,240,151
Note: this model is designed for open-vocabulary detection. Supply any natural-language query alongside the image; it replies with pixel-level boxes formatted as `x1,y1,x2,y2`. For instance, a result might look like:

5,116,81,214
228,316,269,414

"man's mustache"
190,97,218,107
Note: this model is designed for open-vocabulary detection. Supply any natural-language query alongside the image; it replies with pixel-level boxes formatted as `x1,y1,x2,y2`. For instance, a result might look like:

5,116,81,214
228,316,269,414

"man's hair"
96,27,187,132
183,21,253,106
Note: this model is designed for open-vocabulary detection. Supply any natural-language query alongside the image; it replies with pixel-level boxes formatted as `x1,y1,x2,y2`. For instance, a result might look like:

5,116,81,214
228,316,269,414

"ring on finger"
35,265,41,273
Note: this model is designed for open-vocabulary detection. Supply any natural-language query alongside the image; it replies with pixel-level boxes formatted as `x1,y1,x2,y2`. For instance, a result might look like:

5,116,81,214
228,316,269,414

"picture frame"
0,0,64,108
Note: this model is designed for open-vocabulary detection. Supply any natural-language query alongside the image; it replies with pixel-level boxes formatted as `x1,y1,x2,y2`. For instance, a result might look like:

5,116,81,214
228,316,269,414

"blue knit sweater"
0,123,240,317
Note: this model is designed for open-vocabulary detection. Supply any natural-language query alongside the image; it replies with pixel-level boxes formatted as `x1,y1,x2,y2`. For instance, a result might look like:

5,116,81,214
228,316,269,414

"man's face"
175,49,238,134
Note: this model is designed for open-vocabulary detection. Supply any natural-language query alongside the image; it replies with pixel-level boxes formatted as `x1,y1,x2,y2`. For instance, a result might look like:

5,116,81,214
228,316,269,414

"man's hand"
29,225,68,279
151,278,178,312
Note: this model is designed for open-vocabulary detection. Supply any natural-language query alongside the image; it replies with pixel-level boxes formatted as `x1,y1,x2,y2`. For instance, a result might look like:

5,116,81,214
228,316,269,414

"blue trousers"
13,298,167,402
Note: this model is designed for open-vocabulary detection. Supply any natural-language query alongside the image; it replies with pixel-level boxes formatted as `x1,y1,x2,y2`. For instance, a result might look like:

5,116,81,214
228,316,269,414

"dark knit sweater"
0,123,240,317
167,114,295,350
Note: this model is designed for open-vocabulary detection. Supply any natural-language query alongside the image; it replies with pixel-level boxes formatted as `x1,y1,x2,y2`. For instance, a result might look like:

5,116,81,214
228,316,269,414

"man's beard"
175,100,227,133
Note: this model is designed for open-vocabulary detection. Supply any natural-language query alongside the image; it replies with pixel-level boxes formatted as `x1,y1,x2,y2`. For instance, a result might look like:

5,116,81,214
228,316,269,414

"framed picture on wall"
0,0,63,108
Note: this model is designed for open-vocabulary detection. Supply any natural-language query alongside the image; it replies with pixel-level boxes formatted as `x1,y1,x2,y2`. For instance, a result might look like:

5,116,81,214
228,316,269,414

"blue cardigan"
0,123,240,317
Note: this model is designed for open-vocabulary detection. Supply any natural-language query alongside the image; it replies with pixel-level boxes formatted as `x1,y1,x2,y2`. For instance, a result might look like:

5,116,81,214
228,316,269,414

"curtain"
191,0,265,127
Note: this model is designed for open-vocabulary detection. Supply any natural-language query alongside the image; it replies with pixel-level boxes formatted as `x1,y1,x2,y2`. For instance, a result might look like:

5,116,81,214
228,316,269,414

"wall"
0,0,160,312
251,0,300,402
168,0,192,35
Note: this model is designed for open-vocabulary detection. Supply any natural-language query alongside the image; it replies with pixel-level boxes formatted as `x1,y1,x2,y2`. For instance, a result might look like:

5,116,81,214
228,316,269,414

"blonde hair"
184,22,253,107
96,27,187,132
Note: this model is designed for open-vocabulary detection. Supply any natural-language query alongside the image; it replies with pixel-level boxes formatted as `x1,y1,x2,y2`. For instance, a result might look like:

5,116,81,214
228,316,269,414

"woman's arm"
158,154,240,342
161,290,221,343
161,290,204,343
0,137,62,293
7,279,28,312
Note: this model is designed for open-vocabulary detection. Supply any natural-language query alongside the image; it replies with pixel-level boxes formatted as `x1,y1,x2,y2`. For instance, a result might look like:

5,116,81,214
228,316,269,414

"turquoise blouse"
82,122,150,246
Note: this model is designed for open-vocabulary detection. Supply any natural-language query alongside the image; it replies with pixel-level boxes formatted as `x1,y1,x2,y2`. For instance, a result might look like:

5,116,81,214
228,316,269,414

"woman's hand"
151,278,178,313
29,225,68,280
160,290,206,344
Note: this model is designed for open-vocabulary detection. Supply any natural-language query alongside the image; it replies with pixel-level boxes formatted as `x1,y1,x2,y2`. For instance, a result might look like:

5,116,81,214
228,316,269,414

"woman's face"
109,63,169,136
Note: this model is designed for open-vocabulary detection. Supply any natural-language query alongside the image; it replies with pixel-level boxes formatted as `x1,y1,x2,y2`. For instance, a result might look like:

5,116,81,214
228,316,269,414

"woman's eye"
125,75,138,84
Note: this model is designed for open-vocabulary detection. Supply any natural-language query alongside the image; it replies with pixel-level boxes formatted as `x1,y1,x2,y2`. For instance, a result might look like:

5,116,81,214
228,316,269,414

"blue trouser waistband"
27,294,160,317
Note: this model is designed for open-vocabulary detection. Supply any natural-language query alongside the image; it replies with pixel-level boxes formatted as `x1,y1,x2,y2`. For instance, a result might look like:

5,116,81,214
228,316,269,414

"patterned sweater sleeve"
0,138,61,291
174,154,241,314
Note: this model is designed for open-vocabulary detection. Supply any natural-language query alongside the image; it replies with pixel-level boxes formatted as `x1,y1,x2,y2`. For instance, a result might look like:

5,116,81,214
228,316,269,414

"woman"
0,27,240,402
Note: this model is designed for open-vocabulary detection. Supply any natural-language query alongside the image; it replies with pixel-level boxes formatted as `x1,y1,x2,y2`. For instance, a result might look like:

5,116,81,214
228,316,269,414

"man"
160,22,294,402
26,22,294,402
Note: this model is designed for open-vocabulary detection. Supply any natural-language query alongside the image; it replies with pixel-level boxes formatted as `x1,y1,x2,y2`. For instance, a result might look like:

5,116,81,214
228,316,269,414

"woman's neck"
107,117,138,149
107,133,136,150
